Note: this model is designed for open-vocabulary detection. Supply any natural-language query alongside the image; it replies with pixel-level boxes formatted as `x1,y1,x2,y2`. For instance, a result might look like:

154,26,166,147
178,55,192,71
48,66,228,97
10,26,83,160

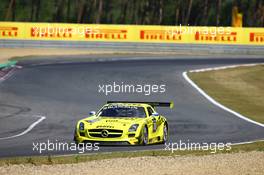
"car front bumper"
74,130,140,145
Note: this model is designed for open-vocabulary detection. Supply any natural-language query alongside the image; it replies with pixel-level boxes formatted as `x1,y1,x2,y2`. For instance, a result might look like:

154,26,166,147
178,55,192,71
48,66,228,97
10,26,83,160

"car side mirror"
151,112,159,117
89,111,96,116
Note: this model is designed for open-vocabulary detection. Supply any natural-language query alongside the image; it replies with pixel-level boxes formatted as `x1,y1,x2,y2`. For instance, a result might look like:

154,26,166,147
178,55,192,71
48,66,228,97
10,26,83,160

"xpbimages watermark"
32,140,99,154
165,24,232,36
31,25,100,37
164,140,232,153
98,82,166,96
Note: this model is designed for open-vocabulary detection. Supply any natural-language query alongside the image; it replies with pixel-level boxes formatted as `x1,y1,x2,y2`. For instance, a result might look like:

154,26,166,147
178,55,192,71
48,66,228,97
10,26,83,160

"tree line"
0,0,263,27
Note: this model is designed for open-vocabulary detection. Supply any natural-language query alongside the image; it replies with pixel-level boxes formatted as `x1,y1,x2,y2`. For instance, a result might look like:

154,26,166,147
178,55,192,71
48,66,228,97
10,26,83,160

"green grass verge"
189,64,264,123
0,141,263,166
0,61,17,69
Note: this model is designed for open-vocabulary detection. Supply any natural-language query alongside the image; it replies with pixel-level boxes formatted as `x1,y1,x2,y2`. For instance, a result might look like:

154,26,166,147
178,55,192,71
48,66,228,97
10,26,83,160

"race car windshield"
98,106,146,118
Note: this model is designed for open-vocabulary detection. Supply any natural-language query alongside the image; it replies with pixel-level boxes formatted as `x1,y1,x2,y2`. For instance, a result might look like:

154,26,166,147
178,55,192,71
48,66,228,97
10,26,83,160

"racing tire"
161,124,168,144
140,126,148,146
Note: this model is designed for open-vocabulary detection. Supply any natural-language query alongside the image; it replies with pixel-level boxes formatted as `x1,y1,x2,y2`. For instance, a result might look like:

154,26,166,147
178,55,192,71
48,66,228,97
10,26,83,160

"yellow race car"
74,101,173,145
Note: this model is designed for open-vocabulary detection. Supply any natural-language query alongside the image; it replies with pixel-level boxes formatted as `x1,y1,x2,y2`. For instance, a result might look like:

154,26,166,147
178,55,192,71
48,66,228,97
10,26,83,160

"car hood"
83,117,144,130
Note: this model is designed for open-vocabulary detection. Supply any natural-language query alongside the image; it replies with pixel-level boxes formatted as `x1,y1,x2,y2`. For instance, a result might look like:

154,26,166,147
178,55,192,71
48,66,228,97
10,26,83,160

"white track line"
0,115,46,140
0,65,22,82
182,63,264,128
0,68,16,82
189,63,264,73
230,139,264,146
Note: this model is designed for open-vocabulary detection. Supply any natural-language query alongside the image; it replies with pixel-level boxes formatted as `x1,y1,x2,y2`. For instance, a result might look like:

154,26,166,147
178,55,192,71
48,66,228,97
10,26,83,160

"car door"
146,107,161,137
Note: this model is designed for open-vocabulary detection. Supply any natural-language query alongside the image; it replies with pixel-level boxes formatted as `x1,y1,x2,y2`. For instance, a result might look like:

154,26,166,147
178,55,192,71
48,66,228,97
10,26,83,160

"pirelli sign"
0,22,263,45
31,27,73,38
140,30,182,41
0,26,18,37
195,31,237,43
250,32,264,43
85,29,127,40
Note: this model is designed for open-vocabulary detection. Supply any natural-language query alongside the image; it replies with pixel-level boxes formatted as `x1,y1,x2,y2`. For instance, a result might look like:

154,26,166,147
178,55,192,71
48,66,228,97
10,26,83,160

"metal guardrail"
1,39,264,55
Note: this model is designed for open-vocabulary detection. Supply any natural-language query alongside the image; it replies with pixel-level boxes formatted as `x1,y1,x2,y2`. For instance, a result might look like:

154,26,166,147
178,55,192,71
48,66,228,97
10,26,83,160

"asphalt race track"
0,56,264,157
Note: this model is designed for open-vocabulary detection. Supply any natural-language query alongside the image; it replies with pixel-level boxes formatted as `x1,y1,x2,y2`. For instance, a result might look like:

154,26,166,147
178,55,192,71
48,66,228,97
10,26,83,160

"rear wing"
107,101,174,109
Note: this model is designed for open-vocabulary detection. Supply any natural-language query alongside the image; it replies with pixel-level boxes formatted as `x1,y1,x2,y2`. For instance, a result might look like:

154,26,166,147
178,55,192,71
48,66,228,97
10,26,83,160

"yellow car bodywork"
74,102,172,145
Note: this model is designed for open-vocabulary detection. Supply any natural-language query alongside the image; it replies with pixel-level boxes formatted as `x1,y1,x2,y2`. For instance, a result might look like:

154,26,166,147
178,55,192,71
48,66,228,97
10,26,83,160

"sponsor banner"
0,22,263,45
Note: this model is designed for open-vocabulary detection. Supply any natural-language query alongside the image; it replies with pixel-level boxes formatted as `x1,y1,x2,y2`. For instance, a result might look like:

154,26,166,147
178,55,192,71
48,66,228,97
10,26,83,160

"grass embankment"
189,64,264,124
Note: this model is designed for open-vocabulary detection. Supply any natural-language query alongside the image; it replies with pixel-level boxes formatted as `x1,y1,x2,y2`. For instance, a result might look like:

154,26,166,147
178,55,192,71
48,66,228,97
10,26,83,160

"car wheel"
162,124,168,144
141,126,148,145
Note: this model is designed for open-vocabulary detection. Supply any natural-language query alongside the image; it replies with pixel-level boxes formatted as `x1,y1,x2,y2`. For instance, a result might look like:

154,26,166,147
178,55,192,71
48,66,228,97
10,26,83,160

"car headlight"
128,124,139,132
79,122,84,131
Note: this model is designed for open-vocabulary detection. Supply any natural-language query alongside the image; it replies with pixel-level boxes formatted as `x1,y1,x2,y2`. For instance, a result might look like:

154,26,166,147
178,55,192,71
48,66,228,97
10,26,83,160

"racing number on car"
152,118,157,132
148,107,158,133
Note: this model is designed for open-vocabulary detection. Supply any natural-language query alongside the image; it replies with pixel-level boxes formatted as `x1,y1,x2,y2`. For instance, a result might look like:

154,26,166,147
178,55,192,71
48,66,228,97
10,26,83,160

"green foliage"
0,0,263,27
